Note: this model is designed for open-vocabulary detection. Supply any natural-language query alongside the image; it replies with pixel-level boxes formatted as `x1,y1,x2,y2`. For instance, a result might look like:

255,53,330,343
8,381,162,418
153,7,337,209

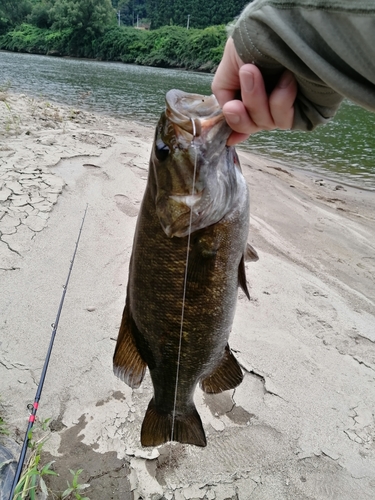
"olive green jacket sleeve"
231,0,375,130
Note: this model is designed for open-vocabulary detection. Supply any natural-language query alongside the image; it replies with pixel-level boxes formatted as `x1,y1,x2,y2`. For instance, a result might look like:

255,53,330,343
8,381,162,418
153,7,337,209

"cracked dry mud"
1,93,375,499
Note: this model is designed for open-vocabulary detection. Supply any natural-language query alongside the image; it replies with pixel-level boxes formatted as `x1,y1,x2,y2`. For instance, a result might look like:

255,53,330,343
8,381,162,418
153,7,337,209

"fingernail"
225,112,240,125
278,71,294,89
242,72,254,93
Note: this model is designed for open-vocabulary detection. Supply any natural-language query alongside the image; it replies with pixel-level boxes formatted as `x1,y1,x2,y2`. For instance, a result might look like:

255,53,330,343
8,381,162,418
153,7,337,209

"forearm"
232,0,375,130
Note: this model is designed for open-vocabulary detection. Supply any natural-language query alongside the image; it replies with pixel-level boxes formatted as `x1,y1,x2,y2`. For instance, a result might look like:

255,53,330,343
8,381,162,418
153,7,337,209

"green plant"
0,416,9,435
0,395,8,435
0,407,91,500
61,469,90,500
27,96,38,117
0,80,11,93
12,420,58,500
2,99,21,135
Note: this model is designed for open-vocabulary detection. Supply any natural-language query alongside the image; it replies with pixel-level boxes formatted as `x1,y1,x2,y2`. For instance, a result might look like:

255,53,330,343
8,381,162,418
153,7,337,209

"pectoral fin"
200,344,243,394
186,233,218,284
113,296,146,389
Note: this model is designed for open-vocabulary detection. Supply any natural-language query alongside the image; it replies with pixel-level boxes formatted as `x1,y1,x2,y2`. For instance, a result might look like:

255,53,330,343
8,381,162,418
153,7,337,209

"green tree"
51,0,116,36
0,0,32,34
146,0,248,29
112,0,147,27
48,0,117,55
28,1,54,29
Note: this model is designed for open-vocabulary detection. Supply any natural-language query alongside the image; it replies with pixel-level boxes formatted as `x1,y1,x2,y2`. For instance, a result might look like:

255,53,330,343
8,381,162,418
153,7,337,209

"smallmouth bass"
113,89,257,447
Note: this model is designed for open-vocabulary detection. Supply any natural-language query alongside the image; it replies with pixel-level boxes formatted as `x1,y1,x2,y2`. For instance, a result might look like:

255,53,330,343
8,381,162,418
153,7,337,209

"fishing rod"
8,204,88,500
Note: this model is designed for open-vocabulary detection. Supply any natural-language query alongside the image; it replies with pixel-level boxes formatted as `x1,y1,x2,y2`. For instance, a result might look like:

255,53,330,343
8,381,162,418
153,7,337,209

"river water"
1,50,374,189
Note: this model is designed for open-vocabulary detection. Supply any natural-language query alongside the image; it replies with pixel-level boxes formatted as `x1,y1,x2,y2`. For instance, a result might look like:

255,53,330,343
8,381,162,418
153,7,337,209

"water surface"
1,50,374,188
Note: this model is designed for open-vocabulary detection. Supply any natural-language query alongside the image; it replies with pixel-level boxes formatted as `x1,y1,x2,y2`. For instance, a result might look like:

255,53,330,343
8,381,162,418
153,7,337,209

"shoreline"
1,93,375,499
244,150,375,193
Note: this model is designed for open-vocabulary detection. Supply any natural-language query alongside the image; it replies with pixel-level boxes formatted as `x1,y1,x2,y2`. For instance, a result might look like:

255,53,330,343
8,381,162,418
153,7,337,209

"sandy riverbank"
1,92,375,500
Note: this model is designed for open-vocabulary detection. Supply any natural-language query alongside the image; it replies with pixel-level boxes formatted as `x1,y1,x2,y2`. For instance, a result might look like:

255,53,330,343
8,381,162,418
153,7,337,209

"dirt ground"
1,93,375,499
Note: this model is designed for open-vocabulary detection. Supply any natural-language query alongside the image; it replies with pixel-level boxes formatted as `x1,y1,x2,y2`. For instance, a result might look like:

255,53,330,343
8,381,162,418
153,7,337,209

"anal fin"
113,296,146,389
141,399,206,447
200,344,243,394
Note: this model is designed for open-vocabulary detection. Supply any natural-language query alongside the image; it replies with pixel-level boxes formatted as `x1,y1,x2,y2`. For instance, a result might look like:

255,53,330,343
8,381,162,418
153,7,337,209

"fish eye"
155,138,170,161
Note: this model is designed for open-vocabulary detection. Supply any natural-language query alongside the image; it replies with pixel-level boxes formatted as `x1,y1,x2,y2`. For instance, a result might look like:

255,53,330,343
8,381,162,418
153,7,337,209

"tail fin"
141,399,206,447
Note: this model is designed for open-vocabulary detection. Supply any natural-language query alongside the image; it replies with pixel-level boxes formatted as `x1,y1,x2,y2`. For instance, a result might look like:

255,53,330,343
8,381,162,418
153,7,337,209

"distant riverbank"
0,23,226,72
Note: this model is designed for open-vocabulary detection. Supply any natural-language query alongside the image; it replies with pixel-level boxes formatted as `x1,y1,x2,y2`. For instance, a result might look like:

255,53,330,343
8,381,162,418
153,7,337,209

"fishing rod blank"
8,204,88,500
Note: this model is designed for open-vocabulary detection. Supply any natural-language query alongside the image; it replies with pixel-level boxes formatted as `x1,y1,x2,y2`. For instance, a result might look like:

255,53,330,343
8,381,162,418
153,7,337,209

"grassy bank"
0,23,227,72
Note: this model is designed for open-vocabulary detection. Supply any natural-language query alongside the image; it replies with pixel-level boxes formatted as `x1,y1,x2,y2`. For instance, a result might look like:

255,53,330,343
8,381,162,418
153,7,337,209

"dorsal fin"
245,243,259,262
238,254,250,299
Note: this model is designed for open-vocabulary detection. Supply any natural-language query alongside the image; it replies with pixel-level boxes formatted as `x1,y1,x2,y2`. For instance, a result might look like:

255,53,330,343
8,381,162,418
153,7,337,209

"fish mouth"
165,89,231,144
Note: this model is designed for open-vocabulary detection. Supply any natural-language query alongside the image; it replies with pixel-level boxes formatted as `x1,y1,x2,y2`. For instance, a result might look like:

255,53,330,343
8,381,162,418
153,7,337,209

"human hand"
212,38,298,145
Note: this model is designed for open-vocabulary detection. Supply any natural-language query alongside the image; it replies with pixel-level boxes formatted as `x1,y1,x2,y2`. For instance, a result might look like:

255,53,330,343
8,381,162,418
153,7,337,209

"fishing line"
170,119,197,454
8,204,88,500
